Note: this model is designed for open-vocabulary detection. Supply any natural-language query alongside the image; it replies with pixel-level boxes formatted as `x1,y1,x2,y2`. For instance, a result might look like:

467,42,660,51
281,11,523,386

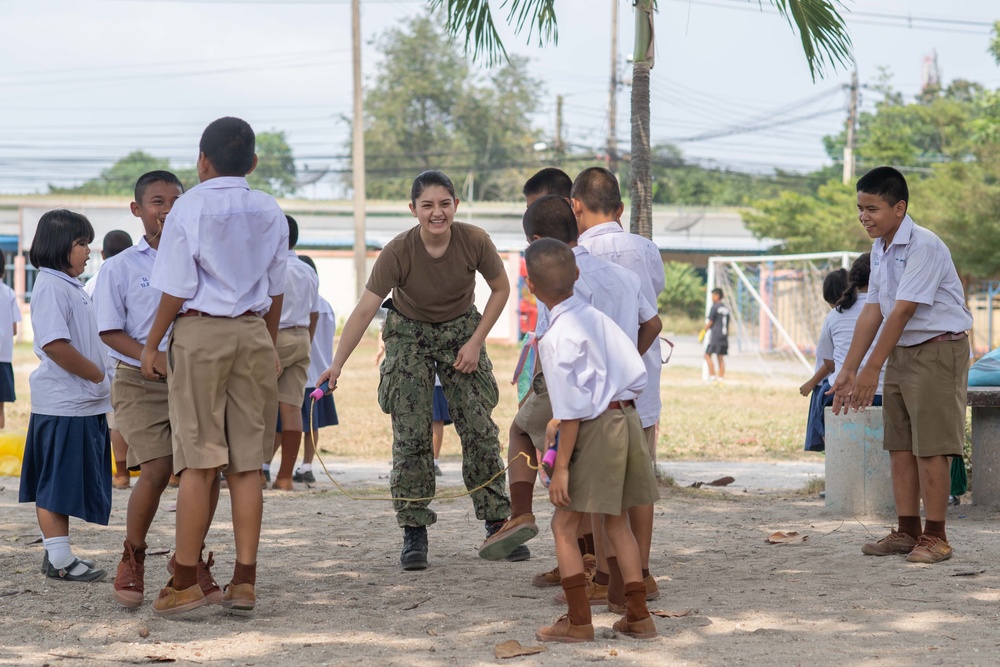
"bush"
658,261,705,319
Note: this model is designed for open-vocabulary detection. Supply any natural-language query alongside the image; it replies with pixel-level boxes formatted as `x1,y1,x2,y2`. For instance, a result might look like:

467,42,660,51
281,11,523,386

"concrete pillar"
824,406,895,517
971,406,1000,507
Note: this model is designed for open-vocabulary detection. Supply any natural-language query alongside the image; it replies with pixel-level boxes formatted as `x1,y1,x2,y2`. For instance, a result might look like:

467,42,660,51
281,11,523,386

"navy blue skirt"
19,413,112,525
0,362,15,402
432,385,452,425
805,380,882,452
278,388,340,432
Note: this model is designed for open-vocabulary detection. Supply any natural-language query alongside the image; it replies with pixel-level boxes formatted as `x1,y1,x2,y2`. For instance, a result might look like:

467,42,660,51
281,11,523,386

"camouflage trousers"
378,307,511,528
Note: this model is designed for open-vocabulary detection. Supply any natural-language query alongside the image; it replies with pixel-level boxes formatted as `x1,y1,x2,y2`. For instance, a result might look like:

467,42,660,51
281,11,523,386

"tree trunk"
630,60,652,239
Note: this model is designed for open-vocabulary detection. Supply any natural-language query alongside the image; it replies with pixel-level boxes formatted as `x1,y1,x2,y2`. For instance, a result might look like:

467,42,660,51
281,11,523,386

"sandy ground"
1,470,998,667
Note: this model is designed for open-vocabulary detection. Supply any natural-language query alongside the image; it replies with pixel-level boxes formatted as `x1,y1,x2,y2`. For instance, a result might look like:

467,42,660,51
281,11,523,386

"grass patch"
800,476,825,495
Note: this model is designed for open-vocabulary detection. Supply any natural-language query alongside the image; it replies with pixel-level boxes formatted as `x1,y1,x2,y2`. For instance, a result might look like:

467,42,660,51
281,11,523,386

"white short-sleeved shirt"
0,282,22,363
306,296,335,387
535,245,657,345
538,295,647,422
29,268,111,416
151,176,288,316
815,291,885,393
94,238,170,367
279,251,320,329
578,222,664,427
83,265,100,298
868,215,973,347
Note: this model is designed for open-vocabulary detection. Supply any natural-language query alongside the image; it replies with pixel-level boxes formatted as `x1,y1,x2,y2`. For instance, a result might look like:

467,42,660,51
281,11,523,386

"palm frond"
766,0,854,81
428,0,558,67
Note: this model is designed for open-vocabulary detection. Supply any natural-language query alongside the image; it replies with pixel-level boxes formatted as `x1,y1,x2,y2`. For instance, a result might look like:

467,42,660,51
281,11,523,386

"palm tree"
428,0,853,239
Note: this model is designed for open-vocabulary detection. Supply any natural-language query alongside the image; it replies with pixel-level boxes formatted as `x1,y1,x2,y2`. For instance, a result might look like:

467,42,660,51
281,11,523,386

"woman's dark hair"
822,268,849,307
29,209,95,271
410,170,456,203
836,254,872,313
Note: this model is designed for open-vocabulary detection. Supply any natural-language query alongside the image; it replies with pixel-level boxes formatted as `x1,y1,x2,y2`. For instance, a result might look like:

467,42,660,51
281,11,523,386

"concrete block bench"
966,387,1000,508
824,406,895,517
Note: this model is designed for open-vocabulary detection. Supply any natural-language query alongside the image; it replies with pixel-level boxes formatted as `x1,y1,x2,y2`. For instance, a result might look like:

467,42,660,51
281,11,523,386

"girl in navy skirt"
19,210,112,582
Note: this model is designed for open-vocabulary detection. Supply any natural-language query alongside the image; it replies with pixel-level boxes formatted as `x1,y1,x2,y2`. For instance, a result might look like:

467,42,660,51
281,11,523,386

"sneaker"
434,464,443,477
506,544,531,562
44,557,107,583
113,541,145,608
221,582,256,615
167,553,224,605
41,551,95,574
905,535,954,564
554,579,608,606
612,615,658,639
861,531,918,556
401,526,428,571
535,614,594,643
293,468,317,484
479,514,538,561
152,577,207,618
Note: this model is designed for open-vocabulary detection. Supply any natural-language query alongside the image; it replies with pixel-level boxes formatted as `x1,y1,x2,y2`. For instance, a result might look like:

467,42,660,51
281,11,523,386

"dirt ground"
1,476,998,667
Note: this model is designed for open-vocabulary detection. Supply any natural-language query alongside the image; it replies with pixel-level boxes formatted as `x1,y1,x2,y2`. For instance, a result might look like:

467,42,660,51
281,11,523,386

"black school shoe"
507,544,531,562
292,468,317,484
401,526,428,571
44,557,107,583
41,551,96,574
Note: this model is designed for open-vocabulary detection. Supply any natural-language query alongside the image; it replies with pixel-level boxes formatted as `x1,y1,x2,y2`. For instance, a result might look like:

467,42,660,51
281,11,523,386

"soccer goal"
706,252,862,376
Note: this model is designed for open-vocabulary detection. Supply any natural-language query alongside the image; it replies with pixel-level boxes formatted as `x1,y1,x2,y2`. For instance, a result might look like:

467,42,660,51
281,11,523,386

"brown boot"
222,582,256,614
167,550,224,604
112,541,145,609
613,580,657,639
539,572,594,643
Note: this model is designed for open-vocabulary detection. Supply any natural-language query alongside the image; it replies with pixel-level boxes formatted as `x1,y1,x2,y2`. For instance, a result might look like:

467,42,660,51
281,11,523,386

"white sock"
43,536,88,575
298,463,312,473
434,458,440,467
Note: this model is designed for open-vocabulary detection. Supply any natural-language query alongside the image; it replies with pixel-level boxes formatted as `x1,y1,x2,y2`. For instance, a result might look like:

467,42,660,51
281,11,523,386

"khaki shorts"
112,364,171,470
883,337,969,458
276,328,310,406
107,410,117,431
513,372,552,451
565,404,660,515
167,315,278,475
644,424,657,459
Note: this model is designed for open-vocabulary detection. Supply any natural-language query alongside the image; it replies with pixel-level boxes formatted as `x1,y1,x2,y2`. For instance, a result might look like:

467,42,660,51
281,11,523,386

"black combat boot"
400,526,428,571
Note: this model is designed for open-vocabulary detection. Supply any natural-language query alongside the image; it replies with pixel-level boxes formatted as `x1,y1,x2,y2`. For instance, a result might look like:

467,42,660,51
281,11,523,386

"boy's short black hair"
134,170,183,203
200,117,256,176
523,168,572,199
287,215,299,249
822,268,849,306
571,167,622,216
523,195,578,244
711,288,724,299
103,230,133,260
29,209,95,271
525,238,576,296
856,166,909,207
298,254,317,274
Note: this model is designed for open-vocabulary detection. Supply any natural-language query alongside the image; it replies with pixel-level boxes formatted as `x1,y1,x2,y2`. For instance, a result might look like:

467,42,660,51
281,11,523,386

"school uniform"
431,374,451,425
367,221,510,528
151,176,288,474
870,215,973,458
301,296,338,430
0,281,22,402
517,245,657,450
578,222,664,451
19,268,112,525
95,239,172,469
276,252,319,407
537,295,659,515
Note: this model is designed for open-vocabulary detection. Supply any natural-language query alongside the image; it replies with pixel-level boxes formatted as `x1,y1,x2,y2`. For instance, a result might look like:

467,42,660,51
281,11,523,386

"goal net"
706,252,862,378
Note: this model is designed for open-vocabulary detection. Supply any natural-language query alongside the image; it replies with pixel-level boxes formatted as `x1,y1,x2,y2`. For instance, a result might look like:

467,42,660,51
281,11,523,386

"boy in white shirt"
525,238,659,642
832,166,972,564
0,261,22,429
141,117,287,616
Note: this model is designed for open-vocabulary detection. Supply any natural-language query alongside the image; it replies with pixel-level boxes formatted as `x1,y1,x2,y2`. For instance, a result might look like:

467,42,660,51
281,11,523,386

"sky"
0,0,998,198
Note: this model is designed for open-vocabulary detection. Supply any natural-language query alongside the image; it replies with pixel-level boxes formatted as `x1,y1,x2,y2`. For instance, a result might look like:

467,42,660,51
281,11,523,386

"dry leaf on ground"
651,609,694,618
765,531,808,544
495,641,547,659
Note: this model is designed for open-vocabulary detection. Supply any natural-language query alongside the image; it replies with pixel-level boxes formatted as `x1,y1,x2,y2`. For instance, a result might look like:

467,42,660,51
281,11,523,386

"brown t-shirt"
366,222,505,323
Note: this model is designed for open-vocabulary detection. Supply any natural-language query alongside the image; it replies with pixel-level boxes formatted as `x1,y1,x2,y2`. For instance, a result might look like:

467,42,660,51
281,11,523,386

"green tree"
658,261,704,317
359,14,542,201
428,0,852,239
49,150,169,196
248,131,297,197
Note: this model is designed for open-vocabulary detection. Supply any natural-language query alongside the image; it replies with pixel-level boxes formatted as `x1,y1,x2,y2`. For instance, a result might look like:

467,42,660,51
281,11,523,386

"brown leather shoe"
271,477,294,492
222,582,256,614
535,614,594,643
167,474,181,488
152,577,207,618
479,513,538,561
112,474,131,490
554,579,607,606
861,531,918,556
533,554,596,588
905,535,953,564
644,574,660,601
167,553,224,604
112,541,144,609
613,615,658,639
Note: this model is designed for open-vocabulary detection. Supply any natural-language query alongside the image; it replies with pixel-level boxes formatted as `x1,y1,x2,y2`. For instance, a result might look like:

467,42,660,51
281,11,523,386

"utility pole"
351,0,367,301
607,0,618,175
555,94,564,164
842,67,858,185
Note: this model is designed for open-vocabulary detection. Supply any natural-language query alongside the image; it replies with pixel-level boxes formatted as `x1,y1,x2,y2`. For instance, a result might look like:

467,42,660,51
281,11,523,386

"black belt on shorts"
178,309,258,318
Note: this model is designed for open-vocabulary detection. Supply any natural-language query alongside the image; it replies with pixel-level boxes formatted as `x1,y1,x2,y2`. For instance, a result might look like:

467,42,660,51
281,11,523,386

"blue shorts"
277,388,339,432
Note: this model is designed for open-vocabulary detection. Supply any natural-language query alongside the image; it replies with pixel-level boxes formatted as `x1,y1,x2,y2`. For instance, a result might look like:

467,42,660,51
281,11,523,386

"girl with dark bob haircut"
29,210,95,271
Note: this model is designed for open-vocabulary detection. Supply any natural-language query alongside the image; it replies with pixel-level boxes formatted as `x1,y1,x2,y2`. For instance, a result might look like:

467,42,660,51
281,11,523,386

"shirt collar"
877,214,914,253
137,236,156,257
571,245,589,258
190,176,250,192
286,249,298,259
40,267,85,287
546,294,585,328
578,221,622,241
